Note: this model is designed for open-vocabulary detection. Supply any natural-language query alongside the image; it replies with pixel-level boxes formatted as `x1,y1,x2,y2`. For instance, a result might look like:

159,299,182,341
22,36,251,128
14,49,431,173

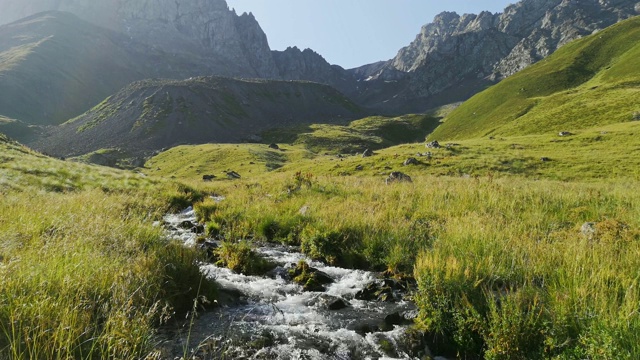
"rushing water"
159,207,427,360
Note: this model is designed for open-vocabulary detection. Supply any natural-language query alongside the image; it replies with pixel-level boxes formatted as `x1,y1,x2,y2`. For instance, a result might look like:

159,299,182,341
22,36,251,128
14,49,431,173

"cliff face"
272,47,357,95
352,0,640,112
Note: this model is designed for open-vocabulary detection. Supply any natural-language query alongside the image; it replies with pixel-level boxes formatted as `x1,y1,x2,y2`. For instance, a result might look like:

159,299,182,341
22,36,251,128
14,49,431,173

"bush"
194,198,219,222
215,241,275,275
300,226,367,268
157,242,217,315
256,215,306,244
165,184,205,211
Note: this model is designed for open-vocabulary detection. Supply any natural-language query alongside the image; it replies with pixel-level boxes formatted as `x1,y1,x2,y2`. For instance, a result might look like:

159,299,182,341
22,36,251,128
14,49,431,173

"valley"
1,0,640,359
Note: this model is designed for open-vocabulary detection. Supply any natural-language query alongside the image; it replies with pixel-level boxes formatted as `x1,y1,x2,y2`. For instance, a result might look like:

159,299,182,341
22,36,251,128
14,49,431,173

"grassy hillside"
140,94,640,357
146,120,640,183
262,114,440,154
0,134,216,359
143,134,640,358
430,16,640,140
30,76,367,159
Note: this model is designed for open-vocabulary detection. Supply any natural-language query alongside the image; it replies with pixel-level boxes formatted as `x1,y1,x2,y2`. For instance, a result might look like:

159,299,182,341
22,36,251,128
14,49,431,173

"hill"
30,76,366,159
430,16,640,140
261,114,441,154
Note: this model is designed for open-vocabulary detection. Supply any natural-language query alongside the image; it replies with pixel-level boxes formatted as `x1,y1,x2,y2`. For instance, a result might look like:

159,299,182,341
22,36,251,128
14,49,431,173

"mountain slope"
429,16,640,140
0,12,151,126
30,77,366,158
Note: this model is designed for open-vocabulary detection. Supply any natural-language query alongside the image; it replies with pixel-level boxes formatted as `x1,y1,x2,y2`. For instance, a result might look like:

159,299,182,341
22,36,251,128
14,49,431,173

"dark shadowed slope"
31,76,367,158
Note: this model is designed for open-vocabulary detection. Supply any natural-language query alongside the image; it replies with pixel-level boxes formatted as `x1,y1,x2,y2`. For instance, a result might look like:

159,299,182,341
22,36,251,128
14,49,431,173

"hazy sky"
226,0,516,69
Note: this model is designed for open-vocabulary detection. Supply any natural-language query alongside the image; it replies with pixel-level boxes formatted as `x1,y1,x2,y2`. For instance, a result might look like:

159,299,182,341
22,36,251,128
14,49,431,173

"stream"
158,206,433,360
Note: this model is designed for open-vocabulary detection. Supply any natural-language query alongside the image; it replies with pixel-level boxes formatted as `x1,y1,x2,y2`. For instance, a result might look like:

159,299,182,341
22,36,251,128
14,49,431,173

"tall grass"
0,189,216,359
188,172,640,358
0,139,216,358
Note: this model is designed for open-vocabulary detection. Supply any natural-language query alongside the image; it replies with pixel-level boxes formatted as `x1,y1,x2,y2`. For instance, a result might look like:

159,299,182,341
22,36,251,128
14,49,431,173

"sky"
226,0,516,69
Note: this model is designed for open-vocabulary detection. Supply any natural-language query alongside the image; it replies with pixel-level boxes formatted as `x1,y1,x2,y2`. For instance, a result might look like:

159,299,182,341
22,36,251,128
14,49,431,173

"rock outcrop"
351,0,640,113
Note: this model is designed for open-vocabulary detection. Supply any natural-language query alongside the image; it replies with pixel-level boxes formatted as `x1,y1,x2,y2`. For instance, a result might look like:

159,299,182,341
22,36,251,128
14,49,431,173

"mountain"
428,15,640,140
2,0,639,150
30,77,366,158
0,0,356,90
0,0,276,77
351,0,640,113
0,10,263,128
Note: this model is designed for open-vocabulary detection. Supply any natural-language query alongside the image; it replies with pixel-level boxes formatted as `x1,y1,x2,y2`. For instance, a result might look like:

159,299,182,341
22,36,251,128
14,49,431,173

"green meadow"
1,15,640,360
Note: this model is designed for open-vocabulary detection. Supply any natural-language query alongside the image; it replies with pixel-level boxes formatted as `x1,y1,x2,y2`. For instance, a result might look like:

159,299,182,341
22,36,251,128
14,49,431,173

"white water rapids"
158,206,424,360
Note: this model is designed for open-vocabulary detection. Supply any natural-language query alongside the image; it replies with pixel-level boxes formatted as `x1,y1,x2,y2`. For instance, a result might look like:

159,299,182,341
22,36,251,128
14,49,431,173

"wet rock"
265,265,289,280
179,220,196,230
397,328,434,360
289,261,334,292
383,311,413,328
403,157,419,166
327,297,349,310
216,288,247,307
198,240,219,261
371,333,399,357
191,224,205,234
307,294,350,310
268,143,280,150
425,140,441,149
202,174,216,181
355,281,394,302
362,149,374,157
226,171,241,179
348,320,381,335
385,171,413,185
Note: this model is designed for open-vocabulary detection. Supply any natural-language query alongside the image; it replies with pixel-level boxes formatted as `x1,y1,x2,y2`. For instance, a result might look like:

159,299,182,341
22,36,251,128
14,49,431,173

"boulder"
581,222,596,239
268,143,280,150
425,140,441,149
179,220,196,230
355,281,394,302
289,261,334,292
226,171,241,179
362,149,374,158
385,171,413,185
198,240,219,261
403,157,419,166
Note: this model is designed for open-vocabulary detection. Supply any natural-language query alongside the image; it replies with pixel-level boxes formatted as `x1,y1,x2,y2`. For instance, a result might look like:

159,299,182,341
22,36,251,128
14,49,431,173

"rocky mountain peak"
352,0,639,113
0,0,277,77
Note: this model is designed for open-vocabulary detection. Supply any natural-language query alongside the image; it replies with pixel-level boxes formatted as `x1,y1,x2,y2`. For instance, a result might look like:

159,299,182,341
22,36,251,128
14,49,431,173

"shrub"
157,242,217,315
194,198,219,222
256,215,307,244
300,226,367,268
215,241,275,275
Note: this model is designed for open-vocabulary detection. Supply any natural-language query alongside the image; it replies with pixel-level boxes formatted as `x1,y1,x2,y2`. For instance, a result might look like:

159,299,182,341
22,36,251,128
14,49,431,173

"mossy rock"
289,260,333,291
